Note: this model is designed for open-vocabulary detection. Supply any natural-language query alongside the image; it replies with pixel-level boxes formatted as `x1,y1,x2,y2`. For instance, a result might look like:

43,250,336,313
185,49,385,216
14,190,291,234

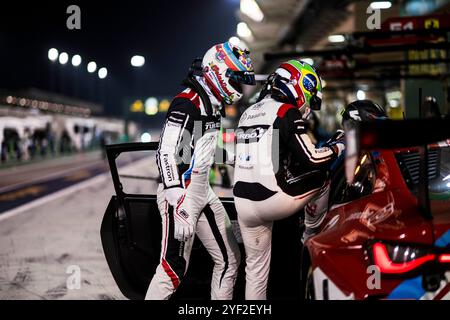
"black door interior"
100,142,161,299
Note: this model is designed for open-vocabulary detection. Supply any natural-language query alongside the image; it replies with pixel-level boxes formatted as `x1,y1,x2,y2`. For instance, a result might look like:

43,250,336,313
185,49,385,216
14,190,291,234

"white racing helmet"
202,42,255,105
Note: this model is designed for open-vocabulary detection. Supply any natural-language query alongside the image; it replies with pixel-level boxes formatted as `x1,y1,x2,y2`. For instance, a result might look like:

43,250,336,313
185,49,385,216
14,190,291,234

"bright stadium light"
229,36,241,46
131,55,145,67
237,22,252,38
87,61,97,73
71,54,82,67
370,1,392,9
240,0,264,22
328,34,346,43
357,90,366,100
145,97,158,115
98,67,108,79
59,52,69,65
48,48,59,61
140,132,152,143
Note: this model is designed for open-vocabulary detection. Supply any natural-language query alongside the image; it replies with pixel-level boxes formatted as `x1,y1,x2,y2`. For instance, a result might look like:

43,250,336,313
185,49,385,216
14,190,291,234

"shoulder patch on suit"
277,103,296,119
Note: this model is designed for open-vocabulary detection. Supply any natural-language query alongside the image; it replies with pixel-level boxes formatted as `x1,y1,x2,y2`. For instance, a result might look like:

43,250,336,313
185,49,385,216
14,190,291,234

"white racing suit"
145,81,240,300
233,97,343,299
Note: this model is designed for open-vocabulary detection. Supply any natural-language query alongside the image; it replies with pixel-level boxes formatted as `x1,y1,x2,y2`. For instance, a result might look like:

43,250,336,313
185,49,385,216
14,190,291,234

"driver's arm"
156,98,197,189
277,107,343,169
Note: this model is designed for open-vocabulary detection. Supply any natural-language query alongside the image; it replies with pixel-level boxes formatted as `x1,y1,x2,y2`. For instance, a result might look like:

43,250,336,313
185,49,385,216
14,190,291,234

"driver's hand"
327,130,345,156
165,187,184,207
174,204,195,242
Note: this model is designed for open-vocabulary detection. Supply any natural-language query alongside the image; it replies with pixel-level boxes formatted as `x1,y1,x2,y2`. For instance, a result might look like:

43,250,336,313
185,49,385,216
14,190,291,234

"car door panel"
100,142,238,299
100,143,163,299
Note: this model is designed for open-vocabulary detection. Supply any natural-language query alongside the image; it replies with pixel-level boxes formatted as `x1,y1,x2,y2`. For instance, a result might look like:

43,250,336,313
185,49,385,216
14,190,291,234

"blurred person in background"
21,128,32,161
45,123,55,157
233,60,345,299
99,132,107,159
146,42,256,300
59,131,72,154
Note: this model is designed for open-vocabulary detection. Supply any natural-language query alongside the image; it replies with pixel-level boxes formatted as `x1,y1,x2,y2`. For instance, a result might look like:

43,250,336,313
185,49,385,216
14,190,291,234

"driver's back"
233,98,284,200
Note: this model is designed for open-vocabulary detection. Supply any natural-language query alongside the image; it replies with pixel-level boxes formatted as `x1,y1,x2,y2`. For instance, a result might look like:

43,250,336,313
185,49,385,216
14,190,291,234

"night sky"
0,0,240,116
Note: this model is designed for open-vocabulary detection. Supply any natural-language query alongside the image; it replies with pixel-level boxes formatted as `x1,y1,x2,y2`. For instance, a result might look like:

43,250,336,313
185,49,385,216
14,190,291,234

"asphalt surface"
0,151,233,300
0,152,156,299
0,151,154,214
0,152,104,191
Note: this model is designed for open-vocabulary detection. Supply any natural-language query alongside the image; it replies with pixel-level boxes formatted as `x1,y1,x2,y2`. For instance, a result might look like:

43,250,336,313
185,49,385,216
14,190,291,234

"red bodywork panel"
305,149,450,299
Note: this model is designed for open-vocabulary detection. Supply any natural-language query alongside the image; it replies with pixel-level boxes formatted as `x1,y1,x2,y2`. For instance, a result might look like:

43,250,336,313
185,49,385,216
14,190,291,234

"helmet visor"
225,69,256,86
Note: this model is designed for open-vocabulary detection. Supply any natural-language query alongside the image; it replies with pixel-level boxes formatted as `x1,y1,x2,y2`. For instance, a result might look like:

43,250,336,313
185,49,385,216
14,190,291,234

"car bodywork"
303,119,450,300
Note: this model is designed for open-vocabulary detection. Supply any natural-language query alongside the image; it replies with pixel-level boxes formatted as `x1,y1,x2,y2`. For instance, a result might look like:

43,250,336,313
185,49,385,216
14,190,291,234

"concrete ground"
0,151,104,191
0,155,157,300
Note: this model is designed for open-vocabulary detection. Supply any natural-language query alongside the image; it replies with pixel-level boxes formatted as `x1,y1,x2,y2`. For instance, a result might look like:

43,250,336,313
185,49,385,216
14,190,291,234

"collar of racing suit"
264,95,311,120
195,76,222,113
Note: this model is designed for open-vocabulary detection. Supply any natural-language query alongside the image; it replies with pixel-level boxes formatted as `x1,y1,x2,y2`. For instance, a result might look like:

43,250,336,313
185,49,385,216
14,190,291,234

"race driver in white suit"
146,42,256,300
233,60,345,300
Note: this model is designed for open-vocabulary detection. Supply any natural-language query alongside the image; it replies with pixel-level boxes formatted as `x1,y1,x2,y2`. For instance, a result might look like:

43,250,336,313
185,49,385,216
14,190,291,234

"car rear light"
439,254,450,263
372,242,436,274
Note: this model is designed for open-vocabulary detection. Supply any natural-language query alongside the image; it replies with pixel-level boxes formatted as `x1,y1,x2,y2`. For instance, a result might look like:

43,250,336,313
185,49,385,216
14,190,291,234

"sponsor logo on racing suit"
236,125,270,143
163,154,174,182
205,121,221,131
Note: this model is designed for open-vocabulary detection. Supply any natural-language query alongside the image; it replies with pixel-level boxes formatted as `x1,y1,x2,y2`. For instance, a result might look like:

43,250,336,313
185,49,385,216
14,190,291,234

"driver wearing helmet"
146,42,255,300
303,99,388,240
233,60,345,300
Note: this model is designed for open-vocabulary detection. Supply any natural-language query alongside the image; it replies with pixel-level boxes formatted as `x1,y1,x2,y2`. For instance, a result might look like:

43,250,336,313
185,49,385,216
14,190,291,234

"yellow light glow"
159,99,170,112
130,100,144,112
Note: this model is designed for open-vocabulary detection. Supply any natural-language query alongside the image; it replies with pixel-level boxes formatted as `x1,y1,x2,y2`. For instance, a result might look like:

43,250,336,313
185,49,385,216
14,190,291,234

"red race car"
302,119,450,300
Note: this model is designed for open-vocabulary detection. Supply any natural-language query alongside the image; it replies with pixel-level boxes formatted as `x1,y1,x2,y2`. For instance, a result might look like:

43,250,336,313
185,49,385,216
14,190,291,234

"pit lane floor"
0,153,233,300
0,154,158,300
